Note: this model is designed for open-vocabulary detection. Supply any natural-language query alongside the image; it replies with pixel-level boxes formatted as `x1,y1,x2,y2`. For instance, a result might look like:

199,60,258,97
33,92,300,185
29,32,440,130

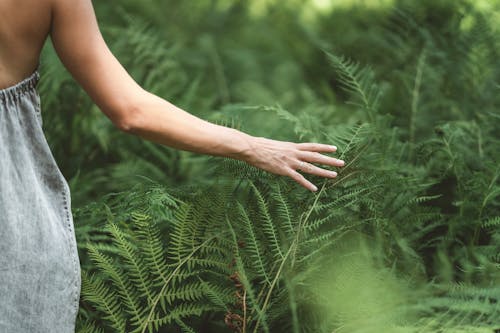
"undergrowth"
37,0,499,332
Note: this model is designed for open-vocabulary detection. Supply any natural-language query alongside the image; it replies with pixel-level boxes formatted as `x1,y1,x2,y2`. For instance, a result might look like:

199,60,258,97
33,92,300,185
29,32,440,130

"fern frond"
148,304,215,328
175,319,197,333
76,320,105,333
482,216,500,228
107,223,154,304
163,281,206,304
199,279,233,312
235,201,272,285
86,243,145,326
80,271,127,332
326,53,381,122
250,182,284,259
134,217,170,285
269,181,298,240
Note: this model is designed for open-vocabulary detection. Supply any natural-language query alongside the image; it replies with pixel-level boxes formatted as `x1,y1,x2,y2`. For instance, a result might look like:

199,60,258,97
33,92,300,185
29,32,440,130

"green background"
38,0,499,332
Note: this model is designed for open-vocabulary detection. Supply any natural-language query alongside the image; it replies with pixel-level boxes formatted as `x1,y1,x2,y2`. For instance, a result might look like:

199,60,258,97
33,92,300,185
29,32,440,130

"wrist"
223,128,257,162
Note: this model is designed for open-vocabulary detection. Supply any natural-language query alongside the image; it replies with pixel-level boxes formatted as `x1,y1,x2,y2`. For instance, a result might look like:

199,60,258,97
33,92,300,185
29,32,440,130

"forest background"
38,0,499,332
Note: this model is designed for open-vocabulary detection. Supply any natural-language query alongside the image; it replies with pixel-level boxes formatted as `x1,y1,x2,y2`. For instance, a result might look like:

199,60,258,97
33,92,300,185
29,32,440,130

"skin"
0,0,345,192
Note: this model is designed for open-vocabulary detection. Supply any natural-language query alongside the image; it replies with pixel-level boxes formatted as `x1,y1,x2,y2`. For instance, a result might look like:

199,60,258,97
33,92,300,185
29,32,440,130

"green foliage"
36,0,500,332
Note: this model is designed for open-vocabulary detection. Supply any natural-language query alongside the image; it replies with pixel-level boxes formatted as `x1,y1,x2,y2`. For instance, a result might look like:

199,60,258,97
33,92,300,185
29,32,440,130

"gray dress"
0,70,81,332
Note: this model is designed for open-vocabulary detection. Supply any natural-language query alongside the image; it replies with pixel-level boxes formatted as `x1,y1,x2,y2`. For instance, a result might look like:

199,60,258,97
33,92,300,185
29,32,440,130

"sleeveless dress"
0,69,81,332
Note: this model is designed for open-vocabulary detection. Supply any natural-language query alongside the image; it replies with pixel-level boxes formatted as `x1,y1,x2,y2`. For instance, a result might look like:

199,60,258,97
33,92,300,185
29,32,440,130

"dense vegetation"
38,0,499,332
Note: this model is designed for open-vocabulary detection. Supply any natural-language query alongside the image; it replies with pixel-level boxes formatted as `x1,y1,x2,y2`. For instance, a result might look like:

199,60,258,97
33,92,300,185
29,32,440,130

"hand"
243,136,345,192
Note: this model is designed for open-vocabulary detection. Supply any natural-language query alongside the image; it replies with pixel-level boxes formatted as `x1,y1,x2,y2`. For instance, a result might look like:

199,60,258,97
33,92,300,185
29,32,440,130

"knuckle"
313,152,323,160
301,151,315,160
286,169,299,179
292,171,305,182
284,155,298,165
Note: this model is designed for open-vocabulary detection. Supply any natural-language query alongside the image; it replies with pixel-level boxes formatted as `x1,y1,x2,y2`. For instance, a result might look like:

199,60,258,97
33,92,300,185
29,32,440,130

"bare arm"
49,0,344,192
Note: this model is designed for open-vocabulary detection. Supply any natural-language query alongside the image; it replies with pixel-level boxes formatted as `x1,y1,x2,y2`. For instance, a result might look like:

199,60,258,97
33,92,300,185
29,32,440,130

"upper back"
0,0,52,89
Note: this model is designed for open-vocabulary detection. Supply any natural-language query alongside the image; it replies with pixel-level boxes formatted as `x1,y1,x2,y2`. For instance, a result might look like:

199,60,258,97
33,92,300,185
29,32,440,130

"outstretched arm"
49,0,344,192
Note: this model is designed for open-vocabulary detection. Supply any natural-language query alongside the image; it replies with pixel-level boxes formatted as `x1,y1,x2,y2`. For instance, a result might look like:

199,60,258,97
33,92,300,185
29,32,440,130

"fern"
81,271,128,332
64,2,500,332
325,53,382,123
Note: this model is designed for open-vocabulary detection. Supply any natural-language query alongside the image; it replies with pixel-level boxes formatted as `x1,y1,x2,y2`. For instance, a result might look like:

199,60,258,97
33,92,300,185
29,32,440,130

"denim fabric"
0,70,81,332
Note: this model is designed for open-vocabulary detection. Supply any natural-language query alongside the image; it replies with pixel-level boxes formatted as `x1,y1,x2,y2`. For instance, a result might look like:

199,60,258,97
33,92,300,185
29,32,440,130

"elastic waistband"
0,70,41,103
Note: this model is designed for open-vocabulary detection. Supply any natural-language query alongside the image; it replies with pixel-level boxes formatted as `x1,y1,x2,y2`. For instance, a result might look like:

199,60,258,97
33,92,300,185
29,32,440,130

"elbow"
112,102,142,133
114,116,135,133
105,89,151,133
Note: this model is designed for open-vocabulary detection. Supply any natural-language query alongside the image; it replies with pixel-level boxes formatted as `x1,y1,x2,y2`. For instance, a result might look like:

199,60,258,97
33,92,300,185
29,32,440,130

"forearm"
50,0,344,193
122,90,255,161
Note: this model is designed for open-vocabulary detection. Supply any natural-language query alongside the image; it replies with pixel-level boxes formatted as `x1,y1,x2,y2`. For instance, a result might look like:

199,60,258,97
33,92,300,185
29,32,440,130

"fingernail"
330,145,337,150
338,160,345,166
331,171,338,177
312,185,318,192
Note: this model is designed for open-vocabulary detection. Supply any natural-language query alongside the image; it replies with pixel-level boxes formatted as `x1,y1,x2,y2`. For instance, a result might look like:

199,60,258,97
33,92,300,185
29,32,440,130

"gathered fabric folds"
0,70,80,332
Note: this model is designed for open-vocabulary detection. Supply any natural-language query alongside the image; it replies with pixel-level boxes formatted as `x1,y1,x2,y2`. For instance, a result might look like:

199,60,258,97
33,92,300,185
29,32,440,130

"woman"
0,0,345,331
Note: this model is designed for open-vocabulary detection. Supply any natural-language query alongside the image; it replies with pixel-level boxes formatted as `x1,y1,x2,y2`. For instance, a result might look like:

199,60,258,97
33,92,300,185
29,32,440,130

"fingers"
296,161,338,178
248,139,344,193
288,143,344,192
296,143,337,153
287,169,318,192
298,151,345,167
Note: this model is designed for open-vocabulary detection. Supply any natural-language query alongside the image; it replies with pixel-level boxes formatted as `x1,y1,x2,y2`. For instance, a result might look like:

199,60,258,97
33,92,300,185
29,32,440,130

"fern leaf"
482,216,500,228
86,243,145,325
107,223,154,304
80,271,127,333
235,201,272,285
134,217,170,286
250,182,284,259
326,53,381,122
270,181,296,238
